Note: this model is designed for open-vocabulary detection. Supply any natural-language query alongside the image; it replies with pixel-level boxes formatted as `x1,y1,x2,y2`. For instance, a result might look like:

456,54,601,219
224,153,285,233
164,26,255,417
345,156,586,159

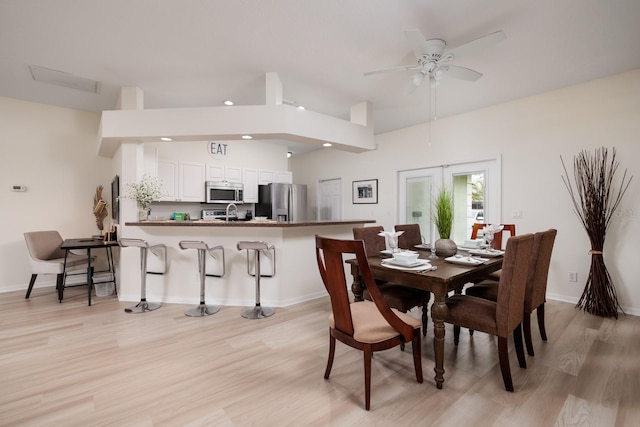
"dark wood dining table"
60,238,119,306
345,251,503,389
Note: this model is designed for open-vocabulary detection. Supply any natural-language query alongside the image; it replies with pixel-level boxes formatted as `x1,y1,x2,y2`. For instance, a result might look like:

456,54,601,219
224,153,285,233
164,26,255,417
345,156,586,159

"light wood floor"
1,286,639,426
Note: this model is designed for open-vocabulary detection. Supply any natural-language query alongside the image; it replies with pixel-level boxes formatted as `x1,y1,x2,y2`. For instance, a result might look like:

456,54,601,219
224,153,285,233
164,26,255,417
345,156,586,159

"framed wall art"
352,179,378,204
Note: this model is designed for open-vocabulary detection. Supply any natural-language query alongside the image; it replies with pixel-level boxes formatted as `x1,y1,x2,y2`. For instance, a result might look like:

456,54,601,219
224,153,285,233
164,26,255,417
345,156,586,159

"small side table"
60,238,119,306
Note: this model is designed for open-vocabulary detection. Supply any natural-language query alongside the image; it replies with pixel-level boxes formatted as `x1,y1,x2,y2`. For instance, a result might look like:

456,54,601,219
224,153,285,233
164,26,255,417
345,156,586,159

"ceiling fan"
365,29,506,88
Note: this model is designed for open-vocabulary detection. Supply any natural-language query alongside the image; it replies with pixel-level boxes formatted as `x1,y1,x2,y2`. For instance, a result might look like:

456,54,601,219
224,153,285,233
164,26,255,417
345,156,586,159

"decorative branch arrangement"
561,147,632,318
93,185,108,231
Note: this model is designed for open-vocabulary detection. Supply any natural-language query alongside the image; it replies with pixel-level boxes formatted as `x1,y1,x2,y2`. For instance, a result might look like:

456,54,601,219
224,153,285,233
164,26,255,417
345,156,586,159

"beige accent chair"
24,231,93,302
315,235,423,410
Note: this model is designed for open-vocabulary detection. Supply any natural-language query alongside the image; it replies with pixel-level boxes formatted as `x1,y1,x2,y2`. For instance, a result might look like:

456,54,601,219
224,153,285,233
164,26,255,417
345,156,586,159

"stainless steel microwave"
205,181,243,204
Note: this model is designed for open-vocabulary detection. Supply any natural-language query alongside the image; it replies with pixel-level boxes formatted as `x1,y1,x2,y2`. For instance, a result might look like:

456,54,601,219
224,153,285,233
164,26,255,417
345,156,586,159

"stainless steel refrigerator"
256,183,308,221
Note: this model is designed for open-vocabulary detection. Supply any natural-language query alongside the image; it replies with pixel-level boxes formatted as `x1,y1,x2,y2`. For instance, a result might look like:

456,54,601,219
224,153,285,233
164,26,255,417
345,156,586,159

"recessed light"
160,137,173,141
241,135,252,140
323,143,332,147
297,105,306,110
287,152,292,158
224,100,234,106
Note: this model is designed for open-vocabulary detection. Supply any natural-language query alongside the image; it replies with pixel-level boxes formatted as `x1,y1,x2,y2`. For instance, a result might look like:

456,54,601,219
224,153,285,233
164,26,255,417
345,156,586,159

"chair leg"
25,274,37,299
421,305,428,337
497,337,514,392
412,332,423,383
537,304,547,341
453,325,461,345
364,346,372,411
514,324,527,369
56,273,64,303
523,312,535,356
324,334,336,379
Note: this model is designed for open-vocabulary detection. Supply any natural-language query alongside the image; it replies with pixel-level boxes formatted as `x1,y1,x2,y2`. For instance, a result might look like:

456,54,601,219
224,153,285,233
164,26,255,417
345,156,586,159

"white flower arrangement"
125,174,163,210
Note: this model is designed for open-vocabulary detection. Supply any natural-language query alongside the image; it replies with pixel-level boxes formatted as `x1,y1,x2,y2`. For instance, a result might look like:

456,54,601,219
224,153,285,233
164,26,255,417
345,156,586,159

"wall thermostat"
11,185,27,192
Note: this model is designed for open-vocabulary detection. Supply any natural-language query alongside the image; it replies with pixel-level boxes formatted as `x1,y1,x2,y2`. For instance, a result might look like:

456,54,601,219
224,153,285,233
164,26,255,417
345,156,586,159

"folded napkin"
377,231,404,238
483,224,504,234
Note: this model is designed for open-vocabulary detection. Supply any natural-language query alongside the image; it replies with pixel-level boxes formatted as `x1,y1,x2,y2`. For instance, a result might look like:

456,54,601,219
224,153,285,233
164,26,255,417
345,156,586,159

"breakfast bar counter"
117,219,375,309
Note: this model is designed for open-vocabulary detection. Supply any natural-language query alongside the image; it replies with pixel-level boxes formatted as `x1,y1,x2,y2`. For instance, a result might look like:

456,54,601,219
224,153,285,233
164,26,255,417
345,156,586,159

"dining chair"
394,223,423,249
445,233,534,391
353,226,430,337
470,223,516,250
465,229,557,356
24,230,94,301
315,235,423,410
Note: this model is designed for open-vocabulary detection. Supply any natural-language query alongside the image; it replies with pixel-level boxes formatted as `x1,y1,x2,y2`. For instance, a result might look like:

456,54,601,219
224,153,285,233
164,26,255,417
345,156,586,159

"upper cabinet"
207,164,242,183
258,169,292,184
242,168,259,203
158,159,205,202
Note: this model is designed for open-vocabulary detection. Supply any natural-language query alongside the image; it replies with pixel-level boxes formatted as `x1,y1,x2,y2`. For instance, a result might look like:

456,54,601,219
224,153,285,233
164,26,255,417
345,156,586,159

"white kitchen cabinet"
242,168,259,203
258,169,275,185
158,159,204,202
157,159,179,201
179,161,205,202
275,170,293,183
207,164,242,183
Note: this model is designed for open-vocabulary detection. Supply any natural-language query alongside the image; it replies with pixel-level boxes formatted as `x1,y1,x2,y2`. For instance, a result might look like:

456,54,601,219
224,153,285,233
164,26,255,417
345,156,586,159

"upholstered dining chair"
445,233,534,392
465,229,557,356
394,223,423,249
24,230,94,301
315,235,423,410
353,226,430,337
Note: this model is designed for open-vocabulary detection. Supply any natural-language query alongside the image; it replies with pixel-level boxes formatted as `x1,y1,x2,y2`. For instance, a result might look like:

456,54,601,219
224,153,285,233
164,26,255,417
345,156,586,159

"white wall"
291,69,640,314
0,97,112,291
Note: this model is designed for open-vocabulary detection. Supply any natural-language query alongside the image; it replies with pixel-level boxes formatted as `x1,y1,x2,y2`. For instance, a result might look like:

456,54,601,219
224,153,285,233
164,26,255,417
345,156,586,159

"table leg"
349,264,364,302
87,248,92,306
431,284,447,389
107,246,117,295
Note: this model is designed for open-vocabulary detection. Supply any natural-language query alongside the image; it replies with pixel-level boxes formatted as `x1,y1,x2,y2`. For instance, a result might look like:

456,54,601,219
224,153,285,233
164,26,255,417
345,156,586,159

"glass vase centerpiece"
378,230,404,253
125,174,163,221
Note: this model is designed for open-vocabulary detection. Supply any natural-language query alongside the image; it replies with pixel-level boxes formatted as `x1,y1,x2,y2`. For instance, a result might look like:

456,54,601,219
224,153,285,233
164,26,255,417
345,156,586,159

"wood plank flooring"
1,286,638,426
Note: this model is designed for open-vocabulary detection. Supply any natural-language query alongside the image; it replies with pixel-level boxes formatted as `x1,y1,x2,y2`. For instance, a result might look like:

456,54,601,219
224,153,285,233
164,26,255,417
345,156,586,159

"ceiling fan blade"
363,64,420,76
437,65,482,81
404,29,430,58
446,30,506,60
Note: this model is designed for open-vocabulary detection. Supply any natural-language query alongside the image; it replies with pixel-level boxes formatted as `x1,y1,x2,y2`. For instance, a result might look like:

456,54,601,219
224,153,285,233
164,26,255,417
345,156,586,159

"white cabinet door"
206,164,224,181
242,168,259,203
258,169,275,185
275,170,293,183
158,159,178,201
225,165,242,183
179,161,205,202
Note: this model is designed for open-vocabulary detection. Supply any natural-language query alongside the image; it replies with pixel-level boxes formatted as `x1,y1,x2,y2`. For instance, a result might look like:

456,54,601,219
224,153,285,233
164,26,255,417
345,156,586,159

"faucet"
225,203,237,222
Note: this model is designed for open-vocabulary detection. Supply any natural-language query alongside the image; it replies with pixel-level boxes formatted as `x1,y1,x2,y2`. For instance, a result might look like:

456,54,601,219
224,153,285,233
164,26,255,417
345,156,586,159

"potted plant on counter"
433,186,457,257
125,174,163,221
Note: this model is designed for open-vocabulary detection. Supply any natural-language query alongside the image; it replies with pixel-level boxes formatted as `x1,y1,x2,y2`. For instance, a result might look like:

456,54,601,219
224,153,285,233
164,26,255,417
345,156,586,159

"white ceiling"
1,1,639,155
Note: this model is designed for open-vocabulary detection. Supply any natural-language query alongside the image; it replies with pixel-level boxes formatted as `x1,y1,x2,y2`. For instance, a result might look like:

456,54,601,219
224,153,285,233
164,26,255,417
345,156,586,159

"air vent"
28,65,100,94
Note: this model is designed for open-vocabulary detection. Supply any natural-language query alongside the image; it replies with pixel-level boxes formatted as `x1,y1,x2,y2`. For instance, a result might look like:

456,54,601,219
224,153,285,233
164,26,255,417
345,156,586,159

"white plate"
382,258,429,268
380,249,418,255
458,244,488,251
468,249,504,258
444,255,489,266
381,260,433,271
414,244,431,250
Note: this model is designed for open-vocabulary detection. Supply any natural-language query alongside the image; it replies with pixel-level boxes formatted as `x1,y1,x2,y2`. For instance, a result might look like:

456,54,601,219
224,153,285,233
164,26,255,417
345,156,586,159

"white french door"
317,178,343,220
398,157,501,244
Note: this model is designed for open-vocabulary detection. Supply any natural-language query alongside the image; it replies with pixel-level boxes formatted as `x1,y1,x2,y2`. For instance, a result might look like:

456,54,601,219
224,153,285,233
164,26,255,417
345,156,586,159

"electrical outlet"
568,272,578,282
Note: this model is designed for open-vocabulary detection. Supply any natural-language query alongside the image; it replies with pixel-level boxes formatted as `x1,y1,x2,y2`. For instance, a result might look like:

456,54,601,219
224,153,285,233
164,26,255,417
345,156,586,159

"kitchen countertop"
125,219,376,227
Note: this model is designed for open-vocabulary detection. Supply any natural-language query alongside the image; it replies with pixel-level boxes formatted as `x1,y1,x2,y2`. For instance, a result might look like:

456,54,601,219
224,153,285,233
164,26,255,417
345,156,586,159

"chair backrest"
394,224,422,249
495,233,534,337
524,229,557,313
352,226,385,257
24,230,65,261
470,223,516,250
315,235,414,342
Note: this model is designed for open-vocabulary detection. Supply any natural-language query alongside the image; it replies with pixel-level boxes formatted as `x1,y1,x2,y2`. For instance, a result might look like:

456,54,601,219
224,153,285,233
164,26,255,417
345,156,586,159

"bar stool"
119,238,166,313
179,240,225,317
237,241,276,319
